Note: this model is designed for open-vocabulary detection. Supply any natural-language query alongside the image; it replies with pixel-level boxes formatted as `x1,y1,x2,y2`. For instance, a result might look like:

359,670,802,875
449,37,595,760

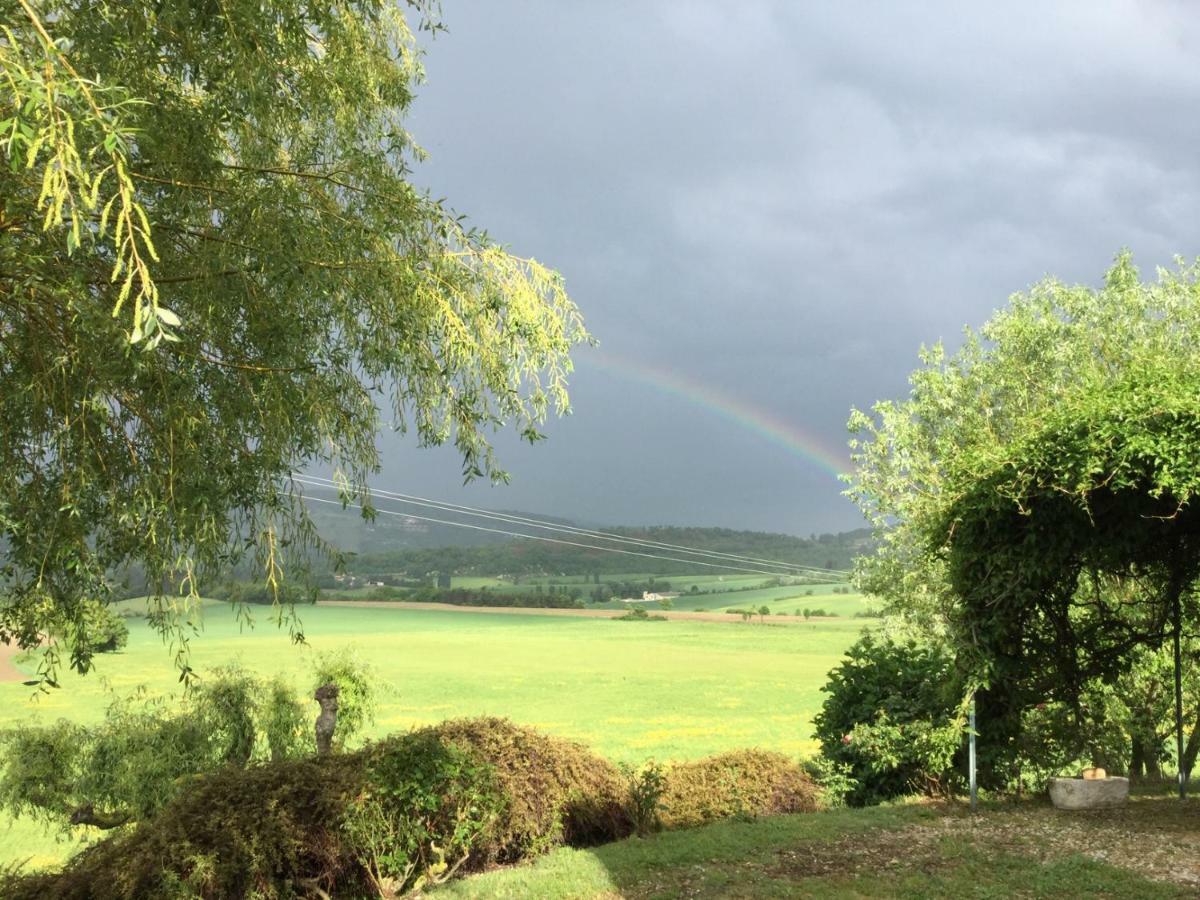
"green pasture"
448,573,834,595
0,602,869,870
677,584,875,616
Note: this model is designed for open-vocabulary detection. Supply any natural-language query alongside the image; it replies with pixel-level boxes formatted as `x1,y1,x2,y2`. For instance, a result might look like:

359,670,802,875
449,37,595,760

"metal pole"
1174,591,1186,800
969,697,977,811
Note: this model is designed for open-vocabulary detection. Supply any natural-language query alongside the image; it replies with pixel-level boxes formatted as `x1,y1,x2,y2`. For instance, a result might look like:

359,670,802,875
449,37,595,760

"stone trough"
1049,774,1129,810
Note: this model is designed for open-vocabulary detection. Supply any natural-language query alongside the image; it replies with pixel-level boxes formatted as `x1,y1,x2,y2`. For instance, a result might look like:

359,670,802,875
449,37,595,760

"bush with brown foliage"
426,717,632,860
1,718,632,900
3,755,367,899
659,749,820,829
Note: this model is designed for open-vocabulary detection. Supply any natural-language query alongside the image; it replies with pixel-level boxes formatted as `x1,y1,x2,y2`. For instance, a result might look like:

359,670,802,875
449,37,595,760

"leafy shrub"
0,755,367,900
621,760,667,835
0,668,307,832
347,731,506,895
658,749,818,829
260,676,311,763
420,718,632,859
615,606,666,621
0,654,377,832
800,754,858,808
87,605,130,653
54,601,129,663
813,634,964,805
2,718,633,899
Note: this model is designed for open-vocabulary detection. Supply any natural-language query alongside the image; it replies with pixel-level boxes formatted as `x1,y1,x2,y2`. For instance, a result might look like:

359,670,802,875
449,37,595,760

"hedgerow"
1,718,634,899
659,749,820,829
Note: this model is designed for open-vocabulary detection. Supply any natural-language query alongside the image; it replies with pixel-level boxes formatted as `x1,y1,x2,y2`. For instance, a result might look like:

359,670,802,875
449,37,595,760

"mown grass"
0,603,867,869
434,799,1193,899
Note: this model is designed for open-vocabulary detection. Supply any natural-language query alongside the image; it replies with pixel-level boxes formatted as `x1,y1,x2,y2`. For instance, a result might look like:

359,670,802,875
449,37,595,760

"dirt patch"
316,600,834,625
774,800,1200,889
0,639,29,683
941,801,1200,888
774,826,951,879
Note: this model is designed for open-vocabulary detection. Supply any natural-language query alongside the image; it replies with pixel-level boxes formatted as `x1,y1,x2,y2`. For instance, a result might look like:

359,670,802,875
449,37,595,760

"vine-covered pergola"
942,365,1200,797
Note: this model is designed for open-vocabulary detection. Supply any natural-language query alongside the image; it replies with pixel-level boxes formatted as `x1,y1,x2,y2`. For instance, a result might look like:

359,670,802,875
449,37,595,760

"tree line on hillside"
359,586,586,609
326,526,871,579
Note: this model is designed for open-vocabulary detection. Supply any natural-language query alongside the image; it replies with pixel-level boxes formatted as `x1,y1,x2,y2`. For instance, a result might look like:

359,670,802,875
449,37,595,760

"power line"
293,474,849,577
299,494,846,579
296,475,849,577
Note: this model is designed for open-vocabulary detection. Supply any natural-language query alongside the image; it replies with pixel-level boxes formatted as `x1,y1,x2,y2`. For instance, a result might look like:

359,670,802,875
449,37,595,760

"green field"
674,584,874,615
0,602,869,870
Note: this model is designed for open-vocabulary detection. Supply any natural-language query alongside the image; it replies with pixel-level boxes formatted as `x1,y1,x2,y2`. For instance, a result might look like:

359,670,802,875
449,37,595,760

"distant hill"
305,502,579,553
306,502,872,577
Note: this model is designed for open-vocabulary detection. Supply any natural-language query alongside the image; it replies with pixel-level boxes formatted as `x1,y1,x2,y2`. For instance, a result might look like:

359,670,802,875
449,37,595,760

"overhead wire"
299,494,849,579
293,474,849,577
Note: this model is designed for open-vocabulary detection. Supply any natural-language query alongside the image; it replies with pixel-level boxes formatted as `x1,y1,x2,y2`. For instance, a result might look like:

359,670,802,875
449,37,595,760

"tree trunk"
69,804,131,829
1129,738,1146,781
1182,710,1200,780
1146,747,1163,780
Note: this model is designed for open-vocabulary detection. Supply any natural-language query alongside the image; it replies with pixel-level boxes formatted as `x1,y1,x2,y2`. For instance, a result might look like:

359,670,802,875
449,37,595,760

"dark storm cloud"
371,0,1200,534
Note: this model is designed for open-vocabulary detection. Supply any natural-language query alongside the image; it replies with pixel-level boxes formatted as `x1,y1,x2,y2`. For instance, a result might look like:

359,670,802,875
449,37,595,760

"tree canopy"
846,254,1200,766
0,0,589,679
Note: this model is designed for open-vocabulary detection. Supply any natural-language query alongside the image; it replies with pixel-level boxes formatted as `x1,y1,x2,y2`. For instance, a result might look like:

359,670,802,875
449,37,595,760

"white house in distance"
620,591,680,604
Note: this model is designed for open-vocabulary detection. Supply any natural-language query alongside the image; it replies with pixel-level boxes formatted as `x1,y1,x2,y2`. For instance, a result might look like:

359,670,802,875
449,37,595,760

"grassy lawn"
435,797,1199,898
0,603,866,869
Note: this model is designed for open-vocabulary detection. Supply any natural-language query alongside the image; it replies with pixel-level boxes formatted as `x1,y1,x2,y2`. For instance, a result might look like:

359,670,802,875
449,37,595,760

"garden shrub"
813,633,964,806
0,674,283,832
346,731,506,895
0,659,375,835
1,755,367,900
800,754,858,808
418,717,633,858
621,760,667,835
1,717,633,899
87,605,130,653
658,749,819,829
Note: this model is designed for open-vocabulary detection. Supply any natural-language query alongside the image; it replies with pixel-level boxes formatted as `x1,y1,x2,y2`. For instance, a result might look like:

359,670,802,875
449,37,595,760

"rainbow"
582,349,850,480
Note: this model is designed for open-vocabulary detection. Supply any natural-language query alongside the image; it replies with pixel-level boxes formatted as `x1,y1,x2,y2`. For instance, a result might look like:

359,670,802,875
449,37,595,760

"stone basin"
1048,776,1129,810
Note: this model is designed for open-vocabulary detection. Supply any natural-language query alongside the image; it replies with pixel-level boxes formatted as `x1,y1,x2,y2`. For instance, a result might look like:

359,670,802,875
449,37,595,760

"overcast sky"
370,0,1200,535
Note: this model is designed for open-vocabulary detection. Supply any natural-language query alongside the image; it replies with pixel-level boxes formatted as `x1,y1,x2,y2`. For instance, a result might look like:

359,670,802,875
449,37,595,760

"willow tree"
0,1,589,679
846,254,1200,784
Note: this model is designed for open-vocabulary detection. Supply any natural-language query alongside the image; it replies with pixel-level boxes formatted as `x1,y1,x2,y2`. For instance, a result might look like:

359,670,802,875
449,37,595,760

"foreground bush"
0,663,357,832
3,719,827,898
4,756,367,900
425,718,632,859
813,634,963,806
2,718,633,899
659,749,819,829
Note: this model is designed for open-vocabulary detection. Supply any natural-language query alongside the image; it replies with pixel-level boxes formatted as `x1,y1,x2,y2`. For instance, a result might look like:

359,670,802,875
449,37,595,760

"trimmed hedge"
1,718,633,899
425,718,632,860
4,756,366,899
660,749,819,829
3,723,818,898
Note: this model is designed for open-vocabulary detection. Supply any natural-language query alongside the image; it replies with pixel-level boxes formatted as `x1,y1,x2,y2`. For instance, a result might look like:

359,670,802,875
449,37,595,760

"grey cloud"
374,0,1200,535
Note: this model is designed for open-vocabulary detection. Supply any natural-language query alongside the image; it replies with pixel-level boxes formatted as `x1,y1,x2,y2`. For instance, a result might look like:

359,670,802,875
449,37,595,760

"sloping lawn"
435,797,1199,898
